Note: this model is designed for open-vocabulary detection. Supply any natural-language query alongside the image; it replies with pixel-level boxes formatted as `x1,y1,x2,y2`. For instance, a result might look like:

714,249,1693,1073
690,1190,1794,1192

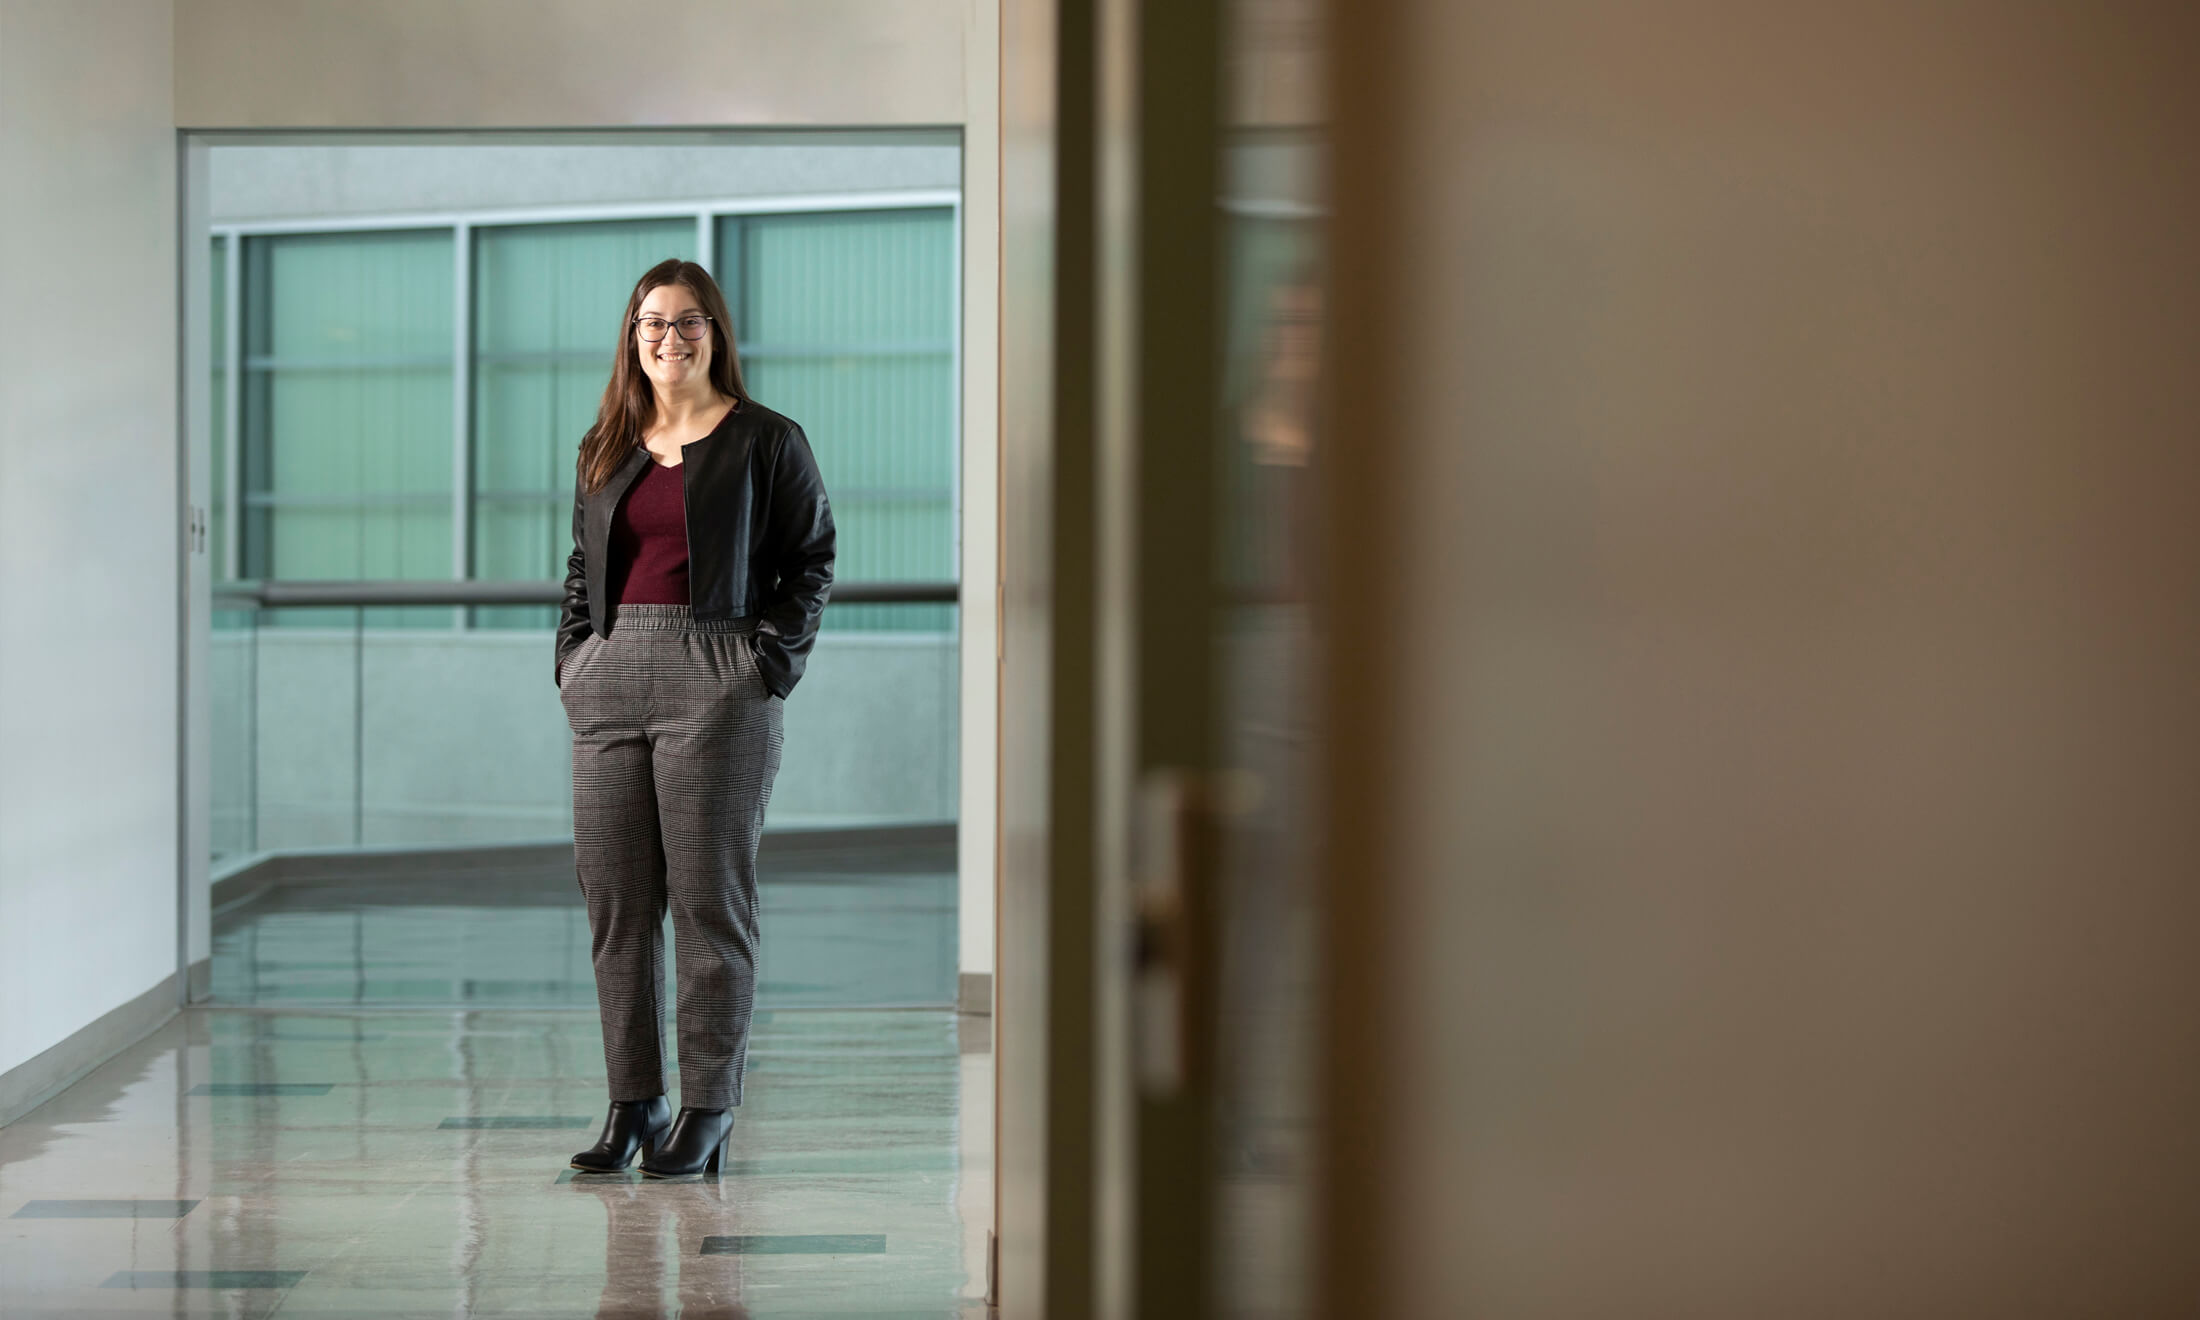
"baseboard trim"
211,822,961,912
211,840,577,910
0,973,181,1128
958,971,992,1016
187,956,213,1004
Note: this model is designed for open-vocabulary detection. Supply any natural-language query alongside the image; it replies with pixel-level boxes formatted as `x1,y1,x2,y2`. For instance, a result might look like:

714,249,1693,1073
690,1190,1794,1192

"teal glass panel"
241,229,455,628
208,603,257,864
470,218,696,630
723,209,957,632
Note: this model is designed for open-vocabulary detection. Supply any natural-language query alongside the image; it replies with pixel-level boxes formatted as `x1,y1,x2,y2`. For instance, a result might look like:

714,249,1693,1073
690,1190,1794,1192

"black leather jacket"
557,399,836,699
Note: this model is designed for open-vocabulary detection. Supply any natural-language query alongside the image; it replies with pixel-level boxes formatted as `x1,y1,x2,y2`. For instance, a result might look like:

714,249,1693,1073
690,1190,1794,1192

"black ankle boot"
638,1106,733,1178
569,1095,672,1173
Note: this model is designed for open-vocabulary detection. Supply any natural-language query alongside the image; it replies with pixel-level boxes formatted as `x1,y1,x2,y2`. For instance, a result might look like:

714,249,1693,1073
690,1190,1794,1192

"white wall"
0,0,183,1079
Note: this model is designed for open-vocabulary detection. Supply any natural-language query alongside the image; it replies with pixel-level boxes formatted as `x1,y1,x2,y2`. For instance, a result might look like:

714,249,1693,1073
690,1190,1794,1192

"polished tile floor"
0,842,992,1318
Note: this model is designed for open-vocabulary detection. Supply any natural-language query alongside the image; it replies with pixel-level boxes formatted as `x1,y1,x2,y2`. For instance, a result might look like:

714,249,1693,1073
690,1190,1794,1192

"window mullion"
949,199,965,602
223,231,243,582
451,222,472,628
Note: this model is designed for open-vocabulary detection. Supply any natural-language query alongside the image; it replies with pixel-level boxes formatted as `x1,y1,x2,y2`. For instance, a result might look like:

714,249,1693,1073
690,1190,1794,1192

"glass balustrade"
209,591,960,869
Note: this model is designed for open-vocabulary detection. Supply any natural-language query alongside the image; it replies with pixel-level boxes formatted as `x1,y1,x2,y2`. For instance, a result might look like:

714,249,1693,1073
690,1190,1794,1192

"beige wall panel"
175,0,964,128
996,0,1063,1305
960,0,1002,987
1329,2,2200,1315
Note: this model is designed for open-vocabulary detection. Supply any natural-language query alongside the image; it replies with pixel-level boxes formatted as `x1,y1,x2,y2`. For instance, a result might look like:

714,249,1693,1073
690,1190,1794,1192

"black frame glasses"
634,314,714,342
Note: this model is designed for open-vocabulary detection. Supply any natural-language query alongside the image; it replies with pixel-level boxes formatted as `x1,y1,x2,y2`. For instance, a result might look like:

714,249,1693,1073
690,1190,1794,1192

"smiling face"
634,283,716,393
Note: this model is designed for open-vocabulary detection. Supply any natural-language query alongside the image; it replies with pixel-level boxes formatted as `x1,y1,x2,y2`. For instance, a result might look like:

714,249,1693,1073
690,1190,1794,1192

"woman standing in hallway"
554,258,836,1178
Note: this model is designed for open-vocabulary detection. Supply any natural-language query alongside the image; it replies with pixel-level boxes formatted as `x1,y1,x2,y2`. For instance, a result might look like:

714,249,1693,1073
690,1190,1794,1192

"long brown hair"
577,258,751,493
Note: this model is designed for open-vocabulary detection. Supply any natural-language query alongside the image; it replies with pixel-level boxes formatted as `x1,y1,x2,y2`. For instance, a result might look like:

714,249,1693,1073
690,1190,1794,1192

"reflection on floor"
0,839,991,1318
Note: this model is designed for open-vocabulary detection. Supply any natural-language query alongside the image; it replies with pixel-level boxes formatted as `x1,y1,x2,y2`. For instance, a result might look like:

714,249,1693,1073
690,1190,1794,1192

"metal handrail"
210,579,959,610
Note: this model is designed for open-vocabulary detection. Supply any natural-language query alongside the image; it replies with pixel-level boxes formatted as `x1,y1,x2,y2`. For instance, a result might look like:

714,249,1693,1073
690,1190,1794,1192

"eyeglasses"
634,314,714,342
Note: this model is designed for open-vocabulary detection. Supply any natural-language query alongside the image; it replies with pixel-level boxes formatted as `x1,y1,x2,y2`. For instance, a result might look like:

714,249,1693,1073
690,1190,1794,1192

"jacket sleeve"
753,420,836,699
555,467,593,687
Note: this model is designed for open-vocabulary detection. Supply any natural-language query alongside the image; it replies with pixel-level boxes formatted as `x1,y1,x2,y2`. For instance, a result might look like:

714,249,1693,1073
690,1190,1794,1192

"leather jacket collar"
557,398,836,699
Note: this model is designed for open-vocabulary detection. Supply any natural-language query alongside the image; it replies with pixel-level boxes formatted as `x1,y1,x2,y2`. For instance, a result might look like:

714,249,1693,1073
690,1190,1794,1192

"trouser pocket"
557,632,599,690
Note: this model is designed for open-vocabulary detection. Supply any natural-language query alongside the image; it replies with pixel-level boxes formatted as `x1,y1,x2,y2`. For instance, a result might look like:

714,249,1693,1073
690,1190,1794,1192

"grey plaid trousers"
557,603,785,1109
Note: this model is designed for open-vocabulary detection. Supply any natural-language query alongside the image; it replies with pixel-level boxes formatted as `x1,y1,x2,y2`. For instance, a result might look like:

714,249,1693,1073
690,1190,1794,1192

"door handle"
1133,767,1259,1097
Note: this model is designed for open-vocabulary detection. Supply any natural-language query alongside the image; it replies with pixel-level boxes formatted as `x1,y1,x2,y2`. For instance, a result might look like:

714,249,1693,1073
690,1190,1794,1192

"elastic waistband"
607,604,761,634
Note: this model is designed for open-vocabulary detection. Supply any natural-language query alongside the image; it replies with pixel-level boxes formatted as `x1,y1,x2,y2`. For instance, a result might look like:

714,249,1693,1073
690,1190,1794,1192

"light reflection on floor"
0,841,991,1318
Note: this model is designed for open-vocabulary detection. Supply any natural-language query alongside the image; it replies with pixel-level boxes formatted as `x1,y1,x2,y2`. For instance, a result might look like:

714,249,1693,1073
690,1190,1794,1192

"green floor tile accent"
210,1032,390,1043
736,1151,959,1175
702,1234,888,1255
103,1269,308,1288
13,1199,200,1219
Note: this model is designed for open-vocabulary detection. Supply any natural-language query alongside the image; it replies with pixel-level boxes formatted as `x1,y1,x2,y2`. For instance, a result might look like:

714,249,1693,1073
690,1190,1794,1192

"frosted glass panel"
471,219,696,629
225,206,959,638
242,229,454,627
729,209,956,631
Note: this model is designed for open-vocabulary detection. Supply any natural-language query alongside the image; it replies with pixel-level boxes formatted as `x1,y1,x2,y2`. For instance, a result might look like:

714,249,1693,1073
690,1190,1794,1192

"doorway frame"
170,129,1000,1146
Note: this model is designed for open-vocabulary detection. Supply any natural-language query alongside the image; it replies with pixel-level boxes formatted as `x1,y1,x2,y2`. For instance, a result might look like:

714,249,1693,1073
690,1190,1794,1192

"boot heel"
570,1095,672,1173
705,1133,729,1176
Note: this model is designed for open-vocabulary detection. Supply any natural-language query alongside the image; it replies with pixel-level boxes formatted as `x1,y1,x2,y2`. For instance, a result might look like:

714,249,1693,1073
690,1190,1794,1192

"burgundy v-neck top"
605,459,690,607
